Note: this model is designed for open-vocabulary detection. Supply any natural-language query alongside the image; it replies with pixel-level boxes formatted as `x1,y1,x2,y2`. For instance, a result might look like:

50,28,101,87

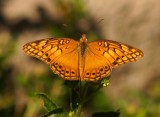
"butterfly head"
80,34,88,43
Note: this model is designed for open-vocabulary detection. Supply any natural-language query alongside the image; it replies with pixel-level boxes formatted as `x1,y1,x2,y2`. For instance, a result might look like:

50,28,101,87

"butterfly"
23,34,144,82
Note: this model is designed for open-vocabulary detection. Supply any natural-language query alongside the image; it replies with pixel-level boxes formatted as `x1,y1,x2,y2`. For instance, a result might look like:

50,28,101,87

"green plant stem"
76,82,89,117
83,84,102,104
71,81,104,116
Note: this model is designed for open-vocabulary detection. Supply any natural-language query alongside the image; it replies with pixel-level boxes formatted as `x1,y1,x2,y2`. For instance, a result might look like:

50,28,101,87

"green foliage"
37,93,67,117
36,78,112,117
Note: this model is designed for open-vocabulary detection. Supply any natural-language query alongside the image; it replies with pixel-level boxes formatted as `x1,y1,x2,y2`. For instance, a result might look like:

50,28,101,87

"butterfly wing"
23,38,79,80
23,37,144,82
82,39,144,81
89,40,144,67
81,47,112,81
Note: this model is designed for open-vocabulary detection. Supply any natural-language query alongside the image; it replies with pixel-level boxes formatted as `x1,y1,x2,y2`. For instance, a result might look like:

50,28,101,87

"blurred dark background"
0,0,159,117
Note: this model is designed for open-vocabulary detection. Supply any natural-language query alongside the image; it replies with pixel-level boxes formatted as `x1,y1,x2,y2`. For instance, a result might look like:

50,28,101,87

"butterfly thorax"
78,34,89,79
79,34,88,56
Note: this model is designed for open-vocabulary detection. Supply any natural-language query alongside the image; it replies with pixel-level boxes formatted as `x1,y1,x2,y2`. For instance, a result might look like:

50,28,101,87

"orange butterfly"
23,34,144,82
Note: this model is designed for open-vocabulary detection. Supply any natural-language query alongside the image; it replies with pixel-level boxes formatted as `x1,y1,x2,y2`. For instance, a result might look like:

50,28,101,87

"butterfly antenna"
97,18,104,24
94,18,104,29
77,32,83,37
62,23,72,38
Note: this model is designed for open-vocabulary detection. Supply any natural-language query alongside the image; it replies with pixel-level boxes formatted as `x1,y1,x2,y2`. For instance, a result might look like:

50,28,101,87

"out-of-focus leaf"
36,93,57,111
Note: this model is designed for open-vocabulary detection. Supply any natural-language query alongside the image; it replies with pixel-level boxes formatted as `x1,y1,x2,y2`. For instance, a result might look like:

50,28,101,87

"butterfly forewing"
23,38,61,64
88,40,144,68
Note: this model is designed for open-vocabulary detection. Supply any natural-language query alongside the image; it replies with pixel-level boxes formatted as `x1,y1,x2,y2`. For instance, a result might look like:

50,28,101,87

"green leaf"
36,93,57,111
41,108,66,117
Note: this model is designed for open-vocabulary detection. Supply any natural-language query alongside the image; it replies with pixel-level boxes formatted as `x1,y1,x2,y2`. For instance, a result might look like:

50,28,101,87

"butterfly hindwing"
82,48,112,81
50,48,79,80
